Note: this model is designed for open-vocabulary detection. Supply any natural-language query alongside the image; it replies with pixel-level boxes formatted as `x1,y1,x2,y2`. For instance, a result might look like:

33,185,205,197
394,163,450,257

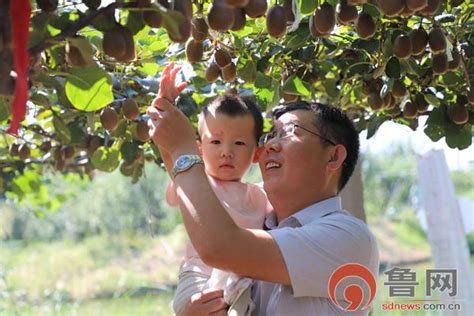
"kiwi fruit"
419,0,440,16
383,93,396,109
103,26,135,62
231,9,247,31
347,0,367,5
448,48,461,71
214,47,232,68
9,143,20,156
283,0,295,23
428,27,447,53
206,62,221,83
432,53,448,75
403,101,418,119
53,146,63,161
355,12,376,39
415,93,429,113
18,144,30,160
361,80,374,96
67,46,87,67
136,120,150,142
338,1,358,25
392,80,407,98
39,141,52,153
191,17,209,41
186,38,204,63
87,135,102,155
63,145,75,160
122,99,140,121
309,15,329,38
225,0,249,7
84,0,101,10
406,0,428,11
244,0,267,18
393,34,412,59
266,5,287,38
221,62,237,82
467,89,474,105
100,107,119,132
378,0,405,17
55,159,67,172
103,27,127,60
314,4,336,34
282,92,298,103
448,104,469,125
37,0,58,12
168,17,191,43
174,0,193,18
144,10,163,28
369,92,383,110
399,4,415,17
208,1,235,32
409,28,428,56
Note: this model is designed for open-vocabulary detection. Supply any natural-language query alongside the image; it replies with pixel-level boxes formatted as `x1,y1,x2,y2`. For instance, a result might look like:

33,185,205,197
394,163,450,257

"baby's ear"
196,140,203,156
253,147,262,163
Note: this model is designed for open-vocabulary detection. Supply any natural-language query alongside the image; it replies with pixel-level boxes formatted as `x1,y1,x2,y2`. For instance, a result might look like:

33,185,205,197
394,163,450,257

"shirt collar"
265,196,342,229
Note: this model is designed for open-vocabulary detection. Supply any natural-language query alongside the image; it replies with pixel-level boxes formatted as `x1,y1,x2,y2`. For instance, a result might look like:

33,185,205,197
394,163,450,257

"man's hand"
147,97,198,160
158,63,187,102
181,289,228,316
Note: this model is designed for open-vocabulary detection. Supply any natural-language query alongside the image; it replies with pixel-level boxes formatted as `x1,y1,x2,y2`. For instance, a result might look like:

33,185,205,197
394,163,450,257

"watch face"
177,156,190,169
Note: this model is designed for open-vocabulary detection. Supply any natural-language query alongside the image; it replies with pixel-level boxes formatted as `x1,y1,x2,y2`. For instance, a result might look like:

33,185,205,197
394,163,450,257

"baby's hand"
158,63,188,103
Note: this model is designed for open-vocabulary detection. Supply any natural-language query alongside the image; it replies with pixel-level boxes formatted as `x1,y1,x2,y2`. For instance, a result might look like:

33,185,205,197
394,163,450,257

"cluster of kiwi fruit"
99,99,150,142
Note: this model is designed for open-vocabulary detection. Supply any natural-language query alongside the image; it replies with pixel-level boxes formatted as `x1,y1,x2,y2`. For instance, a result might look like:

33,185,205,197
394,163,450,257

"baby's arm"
173,271,210,316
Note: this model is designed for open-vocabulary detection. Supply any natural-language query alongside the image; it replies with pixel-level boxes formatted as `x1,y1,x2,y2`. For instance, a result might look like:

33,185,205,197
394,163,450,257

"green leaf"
286,27,310,50
366,115,388,139
445,124,472,149
255,72,274,89
352,39,380,54
322,78,339,98
424,106,448,142
238,59,257,83
300,0,318,15
386,57,401,79
65,66,113,112
121,141,139,163
346,62,372,77
162,10,185,39
0,96,11,122
423,93,441,107
282,75,311,97
91,146,121,172
138,63,159,76
53,117,72,143
126,11,146,35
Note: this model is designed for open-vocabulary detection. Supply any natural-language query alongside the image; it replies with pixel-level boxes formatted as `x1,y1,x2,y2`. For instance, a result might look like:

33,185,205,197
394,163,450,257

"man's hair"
272,101,360,192
199,94,263,143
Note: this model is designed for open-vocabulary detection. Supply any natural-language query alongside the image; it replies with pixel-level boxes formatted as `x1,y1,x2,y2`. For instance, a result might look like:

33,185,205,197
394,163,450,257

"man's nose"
264,138,281,153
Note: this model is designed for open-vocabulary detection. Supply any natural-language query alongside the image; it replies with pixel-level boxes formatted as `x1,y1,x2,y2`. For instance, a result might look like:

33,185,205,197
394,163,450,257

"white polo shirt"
252,196,379,315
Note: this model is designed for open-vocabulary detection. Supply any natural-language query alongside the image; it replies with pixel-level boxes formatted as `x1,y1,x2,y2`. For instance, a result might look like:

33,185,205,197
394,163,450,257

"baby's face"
199,112,258,181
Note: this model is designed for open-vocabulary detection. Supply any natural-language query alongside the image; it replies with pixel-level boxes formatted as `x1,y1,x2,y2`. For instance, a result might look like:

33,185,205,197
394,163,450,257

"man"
148,65,379,315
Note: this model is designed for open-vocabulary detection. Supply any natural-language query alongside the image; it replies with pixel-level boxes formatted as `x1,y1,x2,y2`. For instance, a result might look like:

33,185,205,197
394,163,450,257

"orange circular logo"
328,263,377,311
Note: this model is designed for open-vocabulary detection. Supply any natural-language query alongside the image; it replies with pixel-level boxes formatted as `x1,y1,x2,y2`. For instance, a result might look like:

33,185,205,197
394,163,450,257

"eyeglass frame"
258,123,336,147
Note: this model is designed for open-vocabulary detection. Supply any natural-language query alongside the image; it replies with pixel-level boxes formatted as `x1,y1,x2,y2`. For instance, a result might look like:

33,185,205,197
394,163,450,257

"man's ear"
327,145,347,172
253,147,262,163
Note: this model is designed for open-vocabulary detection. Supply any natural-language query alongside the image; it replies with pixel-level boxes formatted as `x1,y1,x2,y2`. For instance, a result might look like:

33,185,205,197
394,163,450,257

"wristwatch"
172,154,204,178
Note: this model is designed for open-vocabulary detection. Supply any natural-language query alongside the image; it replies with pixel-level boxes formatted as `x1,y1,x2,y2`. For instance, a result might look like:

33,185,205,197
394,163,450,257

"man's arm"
172,163,290,285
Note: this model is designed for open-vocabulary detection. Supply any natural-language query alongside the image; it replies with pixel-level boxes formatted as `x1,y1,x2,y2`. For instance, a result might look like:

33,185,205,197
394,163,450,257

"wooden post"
341,159,367,223
417,150,474,315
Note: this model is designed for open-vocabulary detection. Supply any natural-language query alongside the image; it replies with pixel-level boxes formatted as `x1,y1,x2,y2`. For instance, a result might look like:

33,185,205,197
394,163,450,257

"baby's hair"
199,94,263,143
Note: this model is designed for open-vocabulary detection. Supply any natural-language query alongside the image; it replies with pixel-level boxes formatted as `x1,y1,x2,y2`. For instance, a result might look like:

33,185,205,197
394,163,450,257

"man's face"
199,112,258,181
258,109,332,197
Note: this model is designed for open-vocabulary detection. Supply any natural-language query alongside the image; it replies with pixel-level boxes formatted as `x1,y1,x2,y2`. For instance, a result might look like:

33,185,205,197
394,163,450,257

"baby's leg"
173,271,210,316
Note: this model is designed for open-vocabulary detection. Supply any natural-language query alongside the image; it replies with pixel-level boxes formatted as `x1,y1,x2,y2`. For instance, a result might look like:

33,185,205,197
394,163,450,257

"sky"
360,116,474,171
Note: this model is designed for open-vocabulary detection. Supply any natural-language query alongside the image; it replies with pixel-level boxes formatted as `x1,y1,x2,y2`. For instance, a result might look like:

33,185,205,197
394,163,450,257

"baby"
166,94,272,315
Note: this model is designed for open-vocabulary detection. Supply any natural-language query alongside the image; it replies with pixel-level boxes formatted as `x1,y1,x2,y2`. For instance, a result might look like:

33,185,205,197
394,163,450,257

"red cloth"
7,0,32,135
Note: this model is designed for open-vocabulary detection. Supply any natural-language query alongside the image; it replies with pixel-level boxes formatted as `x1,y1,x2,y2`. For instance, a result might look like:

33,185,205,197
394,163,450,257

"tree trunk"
0,0,15,96
341,159,367,223
417,150,474,315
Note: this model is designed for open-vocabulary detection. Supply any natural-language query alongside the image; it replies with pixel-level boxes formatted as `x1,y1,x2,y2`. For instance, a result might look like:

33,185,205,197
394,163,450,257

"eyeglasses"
258,123,336,147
